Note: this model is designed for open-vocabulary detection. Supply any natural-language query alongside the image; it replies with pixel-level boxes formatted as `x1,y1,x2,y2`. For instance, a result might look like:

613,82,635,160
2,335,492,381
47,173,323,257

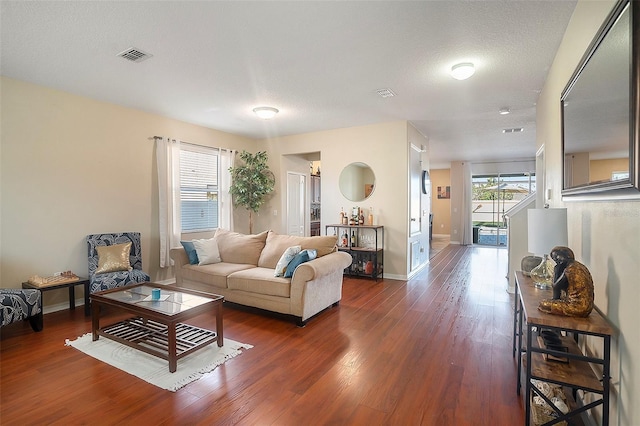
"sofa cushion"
193,237,221,265
214,229,268,265
258,231,337,269
228,267,291,298
274,245,301,277
284,249,317,278
180,241,199,265
180,262,255,289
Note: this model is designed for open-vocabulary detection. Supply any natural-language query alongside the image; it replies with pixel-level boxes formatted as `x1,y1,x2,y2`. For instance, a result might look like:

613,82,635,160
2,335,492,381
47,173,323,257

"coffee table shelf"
100,318,218,360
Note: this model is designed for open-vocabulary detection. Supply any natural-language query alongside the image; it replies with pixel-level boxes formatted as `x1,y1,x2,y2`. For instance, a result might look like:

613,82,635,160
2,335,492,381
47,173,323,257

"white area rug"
65,333,252,391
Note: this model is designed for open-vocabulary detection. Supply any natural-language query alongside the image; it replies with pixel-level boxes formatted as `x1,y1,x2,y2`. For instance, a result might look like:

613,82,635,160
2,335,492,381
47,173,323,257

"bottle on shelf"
359,208,364,225
340,207,344,225
368,207,374,226
351,230,357,247
341,232,348,247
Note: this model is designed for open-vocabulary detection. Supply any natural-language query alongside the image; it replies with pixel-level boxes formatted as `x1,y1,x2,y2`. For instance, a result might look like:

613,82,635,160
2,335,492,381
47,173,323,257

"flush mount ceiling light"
499,107,511,115
450,62,475,80
253,106,279,119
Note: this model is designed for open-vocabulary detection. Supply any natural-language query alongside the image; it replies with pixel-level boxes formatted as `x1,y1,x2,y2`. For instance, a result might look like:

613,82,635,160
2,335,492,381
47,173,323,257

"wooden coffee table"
90,283,223,373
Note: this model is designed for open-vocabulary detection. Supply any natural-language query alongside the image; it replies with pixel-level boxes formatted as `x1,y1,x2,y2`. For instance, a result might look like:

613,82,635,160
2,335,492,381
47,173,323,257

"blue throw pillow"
181,241,199,265
284,249,317,278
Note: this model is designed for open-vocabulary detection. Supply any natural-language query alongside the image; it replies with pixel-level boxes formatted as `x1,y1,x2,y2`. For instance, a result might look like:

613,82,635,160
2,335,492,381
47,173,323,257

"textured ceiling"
0,1,577,168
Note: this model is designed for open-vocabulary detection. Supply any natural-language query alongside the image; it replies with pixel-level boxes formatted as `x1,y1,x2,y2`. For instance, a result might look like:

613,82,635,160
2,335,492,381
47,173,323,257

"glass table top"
99,284,220,315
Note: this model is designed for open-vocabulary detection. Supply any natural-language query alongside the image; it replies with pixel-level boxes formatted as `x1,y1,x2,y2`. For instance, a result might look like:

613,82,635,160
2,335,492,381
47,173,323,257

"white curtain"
157,137,181,268
219,149,236,231
461,161,473,245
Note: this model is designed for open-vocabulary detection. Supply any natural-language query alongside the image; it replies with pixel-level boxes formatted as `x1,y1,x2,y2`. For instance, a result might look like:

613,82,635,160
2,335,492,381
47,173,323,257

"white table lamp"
527,208,568,289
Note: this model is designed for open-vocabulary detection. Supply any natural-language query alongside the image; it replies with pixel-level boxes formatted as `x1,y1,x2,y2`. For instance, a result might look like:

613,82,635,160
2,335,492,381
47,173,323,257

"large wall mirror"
561,0,639,197
339,162,376,202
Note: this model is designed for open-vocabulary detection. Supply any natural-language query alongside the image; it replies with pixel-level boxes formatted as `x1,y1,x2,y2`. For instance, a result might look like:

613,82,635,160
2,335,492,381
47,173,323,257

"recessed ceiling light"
450,62,475,80
253,106,279,119
499,107,510,115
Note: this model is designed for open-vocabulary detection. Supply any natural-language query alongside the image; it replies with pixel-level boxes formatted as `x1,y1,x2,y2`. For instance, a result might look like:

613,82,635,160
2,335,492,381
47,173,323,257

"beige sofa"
170,229,352,326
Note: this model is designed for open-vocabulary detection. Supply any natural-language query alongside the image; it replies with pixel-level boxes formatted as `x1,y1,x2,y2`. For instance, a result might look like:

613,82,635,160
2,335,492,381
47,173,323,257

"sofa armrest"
291,251,351,283
170,247,189,267
170,247,189,285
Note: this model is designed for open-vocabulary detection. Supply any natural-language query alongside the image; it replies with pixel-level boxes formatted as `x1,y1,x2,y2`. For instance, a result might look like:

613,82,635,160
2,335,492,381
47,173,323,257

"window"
180,145,219,232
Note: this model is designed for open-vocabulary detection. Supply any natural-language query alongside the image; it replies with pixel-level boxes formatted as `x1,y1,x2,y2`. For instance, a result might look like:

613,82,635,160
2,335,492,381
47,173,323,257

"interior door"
286,172,306,236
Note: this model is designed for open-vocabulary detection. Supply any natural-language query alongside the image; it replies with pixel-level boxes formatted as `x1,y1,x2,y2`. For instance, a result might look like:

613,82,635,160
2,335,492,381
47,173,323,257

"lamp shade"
527,208,568,255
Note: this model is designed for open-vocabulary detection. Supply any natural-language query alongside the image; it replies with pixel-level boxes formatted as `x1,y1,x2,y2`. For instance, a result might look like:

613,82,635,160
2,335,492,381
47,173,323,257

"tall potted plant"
229,150,275,234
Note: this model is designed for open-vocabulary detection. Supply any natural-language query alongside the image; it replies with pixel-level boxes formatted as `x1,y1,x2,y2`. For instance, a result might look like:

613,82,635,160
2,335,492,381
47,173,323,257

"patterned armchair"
86,232,150,295
0,289,43,332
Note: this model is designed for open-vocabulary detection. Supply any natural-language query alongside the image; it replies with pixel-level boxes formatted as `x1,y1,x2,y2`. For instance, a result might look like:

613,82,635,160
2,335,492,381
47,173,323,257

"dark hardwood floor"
0,244,523,425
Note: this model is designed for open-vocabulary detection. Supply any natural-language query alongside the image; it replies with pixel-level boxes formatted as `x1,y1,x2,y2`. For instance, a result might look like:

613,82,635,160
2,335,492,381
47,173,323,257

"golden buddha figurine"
538,246,594,318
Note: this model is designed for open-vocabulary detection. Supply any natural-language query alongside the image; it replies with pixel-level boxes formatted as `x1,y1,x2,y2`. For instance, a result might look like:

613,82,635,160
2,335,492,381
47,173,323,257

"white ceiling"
0,1,577,168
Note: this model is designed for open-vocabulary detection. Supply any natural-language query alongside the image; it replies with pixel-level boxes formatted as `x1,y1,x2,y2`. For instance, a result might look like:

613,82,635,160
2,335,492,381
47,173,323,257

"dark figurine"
538,246,594,318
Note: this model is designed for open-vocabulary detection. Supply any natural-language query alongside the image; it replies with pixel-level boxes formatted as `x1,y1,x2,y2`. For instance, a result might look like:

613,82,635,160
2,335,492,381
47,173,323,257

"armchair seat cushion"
89,269,150,293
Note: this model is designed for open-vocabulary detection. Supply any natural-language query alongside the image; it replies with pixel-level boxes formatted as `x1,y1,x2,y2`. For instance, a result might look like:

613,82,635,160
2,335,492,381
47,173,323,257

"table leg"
216,303,224,347
69,285,76,310
168,324,177,373
84,281,91,316
92,303,100,341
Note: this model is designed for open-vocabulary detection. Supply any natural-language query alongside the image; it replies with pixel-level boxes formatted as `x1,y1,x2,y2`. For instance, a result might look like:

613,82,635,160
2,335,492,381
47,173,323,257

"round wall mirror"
339,162,376,202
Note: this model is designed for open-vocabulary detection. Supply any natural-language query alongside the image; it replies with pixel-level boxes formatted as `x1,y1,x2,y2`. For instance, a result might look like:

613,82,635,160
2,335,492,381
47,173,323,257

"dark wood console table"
513,271,616,425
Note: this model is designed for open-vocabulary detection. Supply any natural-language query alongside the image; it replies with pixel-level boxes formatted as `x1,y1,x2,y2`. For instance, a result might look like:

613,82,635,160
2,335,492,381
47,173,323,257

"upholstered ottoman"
0,289,43,332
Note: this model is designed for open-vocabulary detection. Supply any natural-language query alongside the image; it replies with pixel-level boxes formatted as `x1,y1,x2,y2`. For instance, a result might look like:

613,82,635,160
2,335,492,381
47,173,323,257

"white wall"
538,1,640,424
0,77,256,307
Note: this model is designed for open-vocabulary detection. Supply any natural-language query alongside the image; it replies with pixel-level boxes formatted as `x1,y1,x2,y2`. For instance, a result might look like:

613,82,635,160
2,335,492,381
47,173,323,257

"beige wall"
538,1,640,424
590,157,628,183
260,121,426,279
430,168,451,235
0,76,431,311
0,77,256,307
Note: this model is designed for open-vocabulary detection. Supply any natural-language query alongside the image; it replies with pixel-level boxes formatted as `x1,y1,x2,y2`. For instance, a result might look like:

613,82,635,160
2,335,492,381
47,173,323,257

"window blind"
180,146,219,232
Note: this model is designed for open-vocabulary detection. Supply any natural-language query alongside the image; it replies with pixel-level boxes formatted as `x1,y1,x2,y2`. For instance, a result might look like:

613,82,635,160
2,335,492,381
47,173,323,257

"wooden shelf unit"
326,224,384,280
513,271,616,425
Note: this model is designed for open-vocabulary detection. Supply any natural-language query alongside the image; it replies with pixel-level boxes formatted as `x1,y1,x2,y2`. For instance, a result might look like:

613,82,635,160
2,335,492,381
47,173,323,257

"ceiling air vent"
117,47,153,63
502,128,524,134
376,88,396,98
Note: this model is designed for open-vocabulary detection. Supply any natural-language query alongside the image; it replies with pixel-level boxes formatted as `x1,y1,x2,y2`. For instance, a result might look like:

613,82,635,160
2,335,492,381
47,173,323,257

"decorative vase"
364,261,374,275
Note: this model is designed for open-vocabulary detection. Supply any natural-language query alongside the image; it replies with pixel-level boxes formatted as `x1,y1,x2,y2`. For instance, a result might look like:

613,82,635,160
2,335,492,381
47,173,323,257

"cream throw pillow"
193,237,222,265
95,242,132,274
274,245,301,277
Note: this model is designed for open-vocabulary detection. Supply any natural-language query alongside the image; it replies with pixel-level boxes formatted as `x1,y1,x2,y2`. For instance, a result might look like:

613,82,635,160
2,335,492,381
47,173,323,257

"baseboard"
382,273,406,281
42,280,177,314
42,299,88,315
407,262,428,280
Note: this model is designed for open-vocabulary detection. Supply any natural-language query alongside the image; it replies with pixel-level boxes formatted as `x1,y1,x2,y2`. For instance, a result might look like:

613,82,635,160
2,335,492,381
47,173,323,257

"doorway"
471,173,535,246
